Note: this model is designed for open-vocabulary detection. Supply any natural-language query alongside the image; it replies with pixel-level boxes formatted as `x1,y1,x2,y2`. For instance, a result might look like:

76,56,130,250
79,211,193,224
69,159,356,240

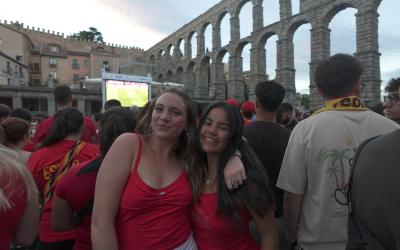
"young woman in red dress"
189,102,278,250
28,107,99,250
0,127,39,250
51,107,137,250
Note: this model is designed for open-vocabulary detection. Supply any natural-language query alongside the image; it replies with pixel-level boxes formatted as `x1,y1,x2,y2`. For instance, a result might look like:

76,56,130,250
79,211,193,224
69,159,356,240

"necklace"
150,147,164,158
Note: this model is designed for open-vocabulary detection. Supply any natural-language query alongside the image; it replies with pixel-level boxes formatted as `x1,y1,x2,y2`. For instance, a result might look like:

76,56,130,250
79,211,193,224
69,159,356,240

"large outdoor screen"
102,73,151,108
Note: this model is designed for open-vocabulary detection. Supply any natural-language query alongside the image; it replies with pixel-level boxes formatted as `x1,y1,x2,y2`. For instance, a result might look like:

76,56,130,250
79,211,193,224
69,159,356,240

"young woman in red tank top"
91,89,246,250
188,102,278,250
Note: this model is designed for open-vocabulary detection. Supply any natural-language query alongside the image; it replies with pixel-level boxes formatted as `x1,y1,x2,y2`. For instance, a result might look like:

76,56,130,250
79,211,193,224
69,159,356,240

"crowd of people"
0,53,399,250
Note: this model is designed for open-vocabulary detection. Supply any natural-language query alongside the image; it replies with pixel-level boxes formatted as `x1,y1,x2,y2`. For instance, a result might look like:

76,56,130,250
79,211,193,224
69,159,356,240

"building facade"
0,21,145,115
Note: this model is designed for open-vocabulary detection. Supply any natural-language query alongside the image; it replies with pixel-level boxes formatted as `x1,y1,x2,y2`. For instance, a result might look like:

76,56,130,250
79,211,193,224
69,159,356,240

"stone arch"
157,73,164,82
217,11,231,47
236,0,253,38
167,44,174,57
329,7,357,55
287,19,311,40
200,21,213,54
215,48,230,63
321,2,358,28
166,70,174,82
199,56,212,90
158,49,165,58
176,38,184,57
233,0,252,17
185,61,196,94
292,22,312,95
232,39,252,57
175,67,184,84
149,55,155,64
187,31,198,59
257,30,279,48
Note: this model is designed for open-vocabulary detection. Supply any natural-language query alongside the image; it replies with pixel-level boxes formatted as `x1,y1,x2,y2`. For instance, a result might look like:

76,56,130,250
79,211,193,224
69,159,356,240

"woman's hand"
224,154,246,190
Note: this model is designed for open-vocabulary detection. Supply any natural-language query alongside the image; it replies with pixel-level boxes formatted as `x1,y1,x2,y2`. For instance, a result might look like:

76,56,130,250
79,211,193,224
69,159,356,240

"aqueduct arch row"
145,0,381,109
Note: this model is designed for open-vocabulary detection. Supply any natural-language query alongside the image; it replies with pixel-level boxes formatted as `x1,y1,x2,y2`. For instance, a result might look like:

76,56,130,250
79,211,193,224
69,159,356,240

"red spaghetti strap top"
115,134,192,250
191,193,259,250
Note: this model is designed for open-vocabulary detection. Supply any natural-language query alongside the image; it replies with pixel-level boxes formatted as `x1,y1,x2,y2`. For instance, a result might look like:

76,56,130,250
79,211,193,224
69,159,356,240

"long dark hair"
78,107,138,175
41,107,83,148
99,107,137,158
189,102,274,223
135,88,198,160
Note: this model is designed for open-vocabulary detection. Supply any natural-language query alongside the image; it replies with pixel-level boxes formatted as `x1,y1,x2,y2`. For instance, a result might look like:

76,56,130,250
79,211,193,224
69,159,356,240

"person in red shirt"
28,107,99,250
1,117,32,165
51,107,137,250
91,89,246,250
0,134,39,250
189,102,278,250
32,85,96,150
241,100,256,126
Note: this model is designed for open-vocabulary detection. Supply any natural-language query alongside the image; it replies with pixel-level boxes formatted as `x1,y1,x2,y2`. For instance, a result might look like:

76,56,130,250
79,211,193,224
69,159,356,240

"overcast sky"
1,0,399,94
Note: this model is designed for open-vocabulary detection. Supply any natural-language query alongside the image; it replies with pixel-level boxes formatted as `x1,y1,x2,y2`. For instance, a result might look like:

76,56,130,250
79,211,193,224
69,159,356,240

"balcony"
49,63,57,68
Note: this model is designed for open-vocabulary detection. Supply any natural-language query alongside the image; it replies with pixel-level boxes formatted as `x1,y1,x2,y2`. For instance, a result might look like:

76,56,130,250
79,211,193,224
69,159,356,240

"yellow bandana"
313,96,369,116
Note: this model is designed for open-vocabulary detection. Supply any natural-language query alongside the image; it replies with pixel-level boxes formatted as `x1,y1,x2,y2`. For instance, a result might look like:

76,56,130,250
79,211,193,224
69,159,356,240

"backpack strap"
43,140,84,204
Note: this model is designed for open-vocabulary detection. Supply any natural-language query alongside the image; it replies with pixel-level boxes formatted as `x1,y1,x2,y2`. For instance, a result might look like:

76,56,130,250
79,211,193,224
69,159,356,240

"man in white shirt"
277,54,400,250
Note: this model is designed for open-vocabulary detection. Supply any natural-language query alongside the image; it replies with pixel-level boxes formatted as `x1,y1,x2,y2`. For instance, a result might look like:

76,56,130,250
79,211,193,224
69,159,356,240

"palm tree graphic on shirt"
326,149,352,189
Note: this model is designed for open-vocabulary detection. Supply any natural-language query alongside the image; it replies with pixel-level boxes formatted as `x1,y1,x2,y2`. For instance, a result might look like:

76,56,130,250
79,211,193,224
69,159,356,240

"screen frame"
101,72,152,108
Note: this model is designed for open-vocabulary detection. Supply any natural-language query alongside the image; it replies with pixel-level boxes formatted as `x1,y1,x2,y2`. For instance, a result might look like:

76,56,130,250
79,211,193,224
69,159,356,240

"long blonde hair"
0,128,37,211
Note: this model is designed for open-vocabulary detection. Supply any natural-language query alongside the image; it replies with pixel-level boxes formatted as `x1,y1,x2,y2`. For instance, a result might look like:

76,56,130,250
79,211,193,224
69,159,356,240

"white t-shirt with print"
277,110,399,250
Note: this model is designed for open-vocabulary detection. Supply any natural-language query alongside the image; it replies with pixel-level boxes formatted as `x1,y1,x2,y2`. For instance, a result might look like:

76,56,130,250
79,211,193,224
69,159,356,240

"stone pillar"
48,96,55,115
173,45,182,58
184,38,192,59
228,55,245,101
310,24,330,109
212,24,221,50
276,36,296,103
12,95,22,109
253,2,263,32
230,16,240,42
77,97,85,114
197,34,205,57
356,5,380,107
183,70,195,97
210,61,226,100
279,0,292,21
249,46,267,100
194,65,209,98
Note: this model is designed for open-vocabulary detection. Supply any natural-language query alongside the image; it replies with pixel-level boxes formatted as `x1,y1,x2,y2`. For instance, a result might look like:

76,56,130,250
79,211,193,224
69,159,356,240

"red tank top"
191,192,259,250
115,135,192,250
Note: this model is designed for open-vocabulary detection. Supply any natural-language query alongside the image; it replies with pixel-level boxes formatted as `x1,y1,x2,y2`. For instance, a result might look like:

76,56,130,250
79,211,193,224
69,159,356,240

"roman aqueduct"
145,0,381,109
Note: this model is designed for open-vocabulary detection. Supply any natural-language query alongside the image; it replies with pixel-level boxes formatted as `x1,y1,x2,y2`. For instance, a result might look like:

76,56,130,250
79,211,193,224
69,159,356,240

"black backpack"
346,136,387,250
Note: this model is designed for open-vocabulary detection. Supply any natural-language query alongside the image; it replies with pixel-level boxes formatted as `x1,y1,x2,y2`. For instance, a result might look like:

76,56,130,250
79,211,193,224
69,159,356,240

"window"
72,59,79,69
102,61,110,72
33,63,40,71
50,46,58,53
49,71,57,80
19,67,23,78
49,57,57,66
22,98,48,113
83,59,89,66
73,74,80,82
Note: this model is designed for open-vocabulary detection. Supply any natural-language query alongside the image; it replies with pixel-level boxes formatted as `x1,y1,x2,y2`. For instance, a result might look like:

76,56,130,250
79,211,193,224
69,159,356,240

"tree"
71,27,104,43
301,94,310,110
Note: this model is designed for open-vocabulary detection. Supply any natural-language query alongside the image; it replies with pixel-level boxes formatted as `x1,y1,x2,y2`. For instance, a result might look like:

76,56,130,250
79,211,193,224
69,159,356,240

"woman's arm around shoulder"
91,133,139,250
